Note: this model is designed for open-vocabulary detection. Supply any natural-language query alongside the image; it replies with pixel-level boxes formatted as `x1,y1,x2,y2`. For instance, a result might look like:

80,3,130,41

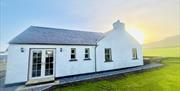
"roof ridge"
9,26,105,45
31,26,103,34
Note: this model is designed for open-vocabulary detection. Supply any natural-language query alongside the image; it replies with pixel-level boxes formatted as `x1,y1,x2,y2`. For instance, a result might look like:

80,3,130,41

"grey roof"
9,26,104,45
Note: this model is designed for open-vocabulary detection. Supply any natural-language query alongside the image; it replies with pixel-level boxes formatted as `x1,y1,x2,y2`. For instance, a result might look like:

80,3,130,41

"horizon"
0,0,180,51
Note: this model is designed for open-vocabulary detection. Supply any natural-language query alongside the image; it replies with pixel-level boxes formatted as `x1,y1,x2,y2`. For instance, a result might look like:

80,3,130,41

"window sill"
84,58,91,61
105,60,113,62
69,59,77,61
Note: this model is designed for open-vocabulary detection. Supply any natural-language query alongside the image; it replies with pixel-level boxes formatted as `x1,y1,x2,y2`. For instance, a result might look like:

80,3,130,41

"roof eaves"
9,43,97,46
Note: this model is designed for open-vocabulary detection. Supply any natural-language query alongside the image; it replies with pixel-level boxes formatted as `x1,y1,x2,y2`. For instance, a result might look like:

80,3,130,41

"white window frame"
84,48,90,60
132,48,138,60
70,48,77,61
105,48,112,62
29,49,55,81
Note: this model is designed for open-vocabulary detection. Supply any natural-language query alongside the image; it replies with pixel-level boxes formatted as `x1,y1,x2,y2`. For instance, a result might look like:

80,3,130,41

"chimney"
113,20,125,31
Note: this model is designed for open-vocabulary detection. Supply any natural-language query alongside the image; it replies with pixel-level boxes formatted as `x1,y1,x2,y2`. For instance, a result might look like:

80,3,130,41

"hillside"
143,34,180,48
143,47,180,57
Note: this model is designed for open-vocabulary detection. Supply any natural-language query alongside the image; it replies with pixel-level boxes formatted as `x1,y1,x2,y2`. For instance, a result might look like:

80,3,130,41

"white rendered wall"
5,44,96,84
96,26,143,72
5,45,29,84
5,21,143,84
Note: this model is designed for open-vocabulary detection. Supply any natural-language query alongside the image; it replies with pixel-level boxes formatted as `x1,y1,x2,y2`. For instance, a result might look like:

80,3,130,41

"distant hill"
143,34,180,48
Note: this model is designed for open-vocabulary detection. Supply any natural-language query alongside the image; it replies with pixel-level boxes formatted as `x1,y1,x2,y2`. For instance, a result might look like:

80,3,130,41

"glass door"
31,50,42,78
45,50,54,76
29,49,55,80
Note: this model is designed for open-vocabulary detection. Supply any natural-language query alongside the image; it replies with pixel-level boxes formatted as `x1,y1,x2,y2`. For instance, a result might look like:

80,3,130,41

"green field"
53,47,180,91
53,58,180,91
143,47,180,57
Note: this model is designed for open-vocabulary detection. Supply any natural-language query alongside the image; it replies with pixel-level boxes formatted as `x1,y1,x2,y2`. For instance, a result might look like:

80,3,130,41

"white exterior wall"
5,45,29,84
5,44,96,84
5,21,143,84
96,28,143,72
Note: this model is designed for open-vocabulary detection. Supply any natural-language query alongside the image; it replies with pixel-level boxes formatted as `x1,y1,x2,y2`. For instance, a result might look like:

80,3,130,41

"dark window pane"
33,58,37,63
46,58,49,63
37,58,41,63
49,57,53,62
105,57,108,61
45,70,49,75
37,71,41,76
105,49,109,54
45,69,53,76
32,64,37,70
50,69,53,75
85,49,89,53
85,54,89,58
50,63,53,69
37,64,41,70
32,71,36,77
45,63,49,69
46,57,53,63
107,55,110,59
33,53,37,58
71,55,75,59
71,49,75,53
105,55,110,60
38,53,41,57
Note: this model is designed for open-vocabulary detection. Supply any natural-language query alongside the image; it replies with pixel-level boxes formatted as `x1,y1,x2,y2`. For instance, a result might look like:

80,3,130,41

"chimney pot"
113,20,125,30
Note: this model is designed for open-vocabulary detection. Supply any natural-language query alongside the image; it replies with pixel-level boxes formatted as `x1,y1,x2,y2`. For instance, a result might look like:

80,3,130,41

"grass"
53,58,180,91
53,47,180,91
143,47,180,57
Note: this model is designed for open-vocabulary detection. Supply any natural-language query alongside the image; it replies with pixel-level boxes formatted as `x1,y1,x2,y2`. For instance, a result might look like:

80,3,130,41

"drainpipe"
94,45,97,72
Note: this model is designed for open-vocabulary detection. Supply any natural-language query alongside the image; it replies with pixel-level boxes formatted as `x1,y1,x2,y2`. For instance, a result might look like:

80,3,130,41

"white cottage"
5,20,143,85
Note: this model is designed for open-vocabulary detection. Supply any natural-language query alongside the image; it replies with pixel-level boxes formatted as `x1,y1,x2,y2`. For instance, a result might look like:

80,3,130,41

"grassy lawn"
143,47,180,57
53,58,180,91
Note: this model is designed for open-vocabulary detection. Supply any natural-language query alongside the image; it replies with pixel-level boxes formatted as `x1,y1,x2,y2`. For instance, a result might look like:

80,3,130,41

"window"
105,48,112,62
132,48,138,60
45,50,53,76
70,48,77,61
84,48,90,60
32,50,42,77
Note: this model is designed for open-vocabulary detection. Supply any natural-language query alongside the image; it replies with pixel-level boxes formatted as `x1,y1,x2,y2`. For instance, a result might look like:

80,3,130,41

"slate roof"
9,26,104,45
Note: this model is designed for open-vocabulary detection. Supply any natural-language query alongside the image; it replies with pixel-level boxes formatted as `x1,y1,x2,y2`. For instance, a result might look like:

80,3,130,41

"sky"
0,0,180,51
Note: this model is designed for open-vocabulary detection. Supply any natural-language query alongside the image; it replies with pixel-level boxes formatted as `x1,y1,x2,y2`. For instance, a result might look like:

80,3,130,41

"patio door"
28,49,55,84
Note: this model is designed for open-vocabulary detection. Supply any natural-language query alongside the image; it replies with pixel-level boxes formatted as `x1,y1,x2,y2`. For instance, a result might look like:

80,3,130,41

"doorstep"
26,77,55,85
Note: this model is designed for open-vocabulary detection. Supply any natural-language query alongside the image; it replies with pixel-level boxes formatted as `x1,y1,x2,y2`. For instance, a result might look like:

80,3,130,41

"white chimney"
113,20,125,31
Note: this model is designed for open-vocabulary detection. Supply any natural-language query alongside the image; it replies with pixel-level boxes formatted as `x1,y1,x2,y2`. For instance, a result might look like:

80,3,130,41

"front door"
28,49,55,84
